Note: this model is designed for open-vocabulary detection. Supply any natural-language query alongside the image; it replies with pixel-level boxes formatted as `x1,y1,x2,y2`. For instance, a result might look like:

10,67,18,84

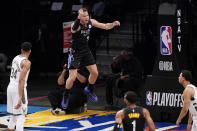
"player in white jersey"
176,70,197,131
7,42,32,131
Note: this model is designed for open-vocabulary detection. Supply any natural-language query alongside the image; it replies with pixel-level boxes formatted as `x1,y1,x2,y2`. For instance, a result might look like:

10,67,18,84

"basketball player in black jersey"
62,8,120,109
113,91,155,131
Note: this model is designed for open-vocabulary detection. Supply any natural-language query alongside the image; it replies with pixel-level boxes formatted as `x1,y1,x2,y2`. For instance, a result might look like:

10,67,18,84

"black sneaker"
84,86,98,102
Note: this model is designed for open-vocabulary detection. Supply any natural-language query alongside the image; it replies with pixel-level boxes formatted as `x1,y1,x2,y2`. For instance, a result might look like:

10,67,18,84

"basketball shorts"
7,82,28,115
68,49,96,69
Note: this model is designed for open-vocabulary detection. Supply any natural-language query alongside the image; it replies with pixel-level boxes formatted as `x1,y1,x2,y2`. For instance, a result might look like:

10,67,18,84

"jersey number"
10,68,17,79
132,120,136,131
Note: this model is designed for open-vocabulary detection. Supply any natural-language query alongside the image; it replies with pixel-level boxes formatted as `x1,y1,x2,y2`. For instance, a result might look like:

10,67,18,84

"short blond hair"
81,7,88,12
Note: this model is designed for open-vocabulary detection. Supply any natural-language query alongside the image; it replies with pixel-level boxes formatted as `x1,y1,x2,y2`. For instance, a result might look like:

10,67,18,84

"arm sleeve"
72,19,80,31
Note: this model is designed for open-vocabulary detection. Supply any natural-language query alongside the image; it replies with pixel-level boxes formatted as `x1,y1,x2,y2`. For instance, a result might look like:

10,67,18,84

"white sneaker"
51,108,66,115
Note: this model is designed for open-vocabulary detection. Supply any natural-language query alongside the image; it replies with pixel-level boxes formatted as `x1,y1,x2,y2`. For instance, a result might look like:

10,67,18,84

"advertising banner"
143,8,190,122
152,15,180,77
63,21,73,53
152,10,190,77
142,76,186,122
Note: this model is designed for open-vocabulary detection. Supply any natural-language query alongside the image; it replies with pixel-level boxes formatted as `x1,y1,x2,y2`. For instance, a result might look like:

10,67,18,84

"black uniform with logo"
69,20,95,69
122,106,145,131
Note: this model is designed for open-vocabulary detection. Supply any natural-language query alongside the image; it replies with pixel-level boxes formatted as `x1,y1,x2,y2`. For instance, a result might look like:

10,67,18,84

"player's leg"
62,48,79,109
86,64,98,84
15,115,25,131
62,69,77,109
66,48,79,90
66,69,78,89
7,84,17,130
85,64,98,102
77,72,87,84
7,115,16,131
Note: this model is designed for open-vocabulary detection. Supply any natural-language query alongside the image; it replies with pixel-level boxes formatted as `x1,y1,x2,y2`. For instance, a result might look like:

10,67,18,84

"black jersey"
122,106,145,131
71,20,92,53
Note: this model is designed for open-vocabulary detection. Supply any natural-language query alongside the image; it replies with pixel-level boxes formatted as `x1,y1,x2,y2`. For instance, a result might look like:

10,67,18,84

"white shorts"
192,119,197,131
7,82,28,115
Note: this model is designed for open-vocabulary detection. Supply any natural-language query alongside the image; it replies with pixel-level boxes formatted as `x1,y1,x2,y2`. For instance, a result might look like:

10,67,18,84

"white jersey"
188,84,197,119
9,55,30,85
7,55,30,115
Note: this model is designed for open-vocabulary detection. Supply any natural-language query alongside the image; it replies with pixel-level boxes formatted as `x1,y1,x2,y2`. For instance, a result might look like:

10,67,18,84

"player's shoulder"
185,85,195,93
187,84,196,89
142,107,150,115
115,109,124,119
90,19,97,24
116,109,124,116
21,59,31,67
142,107,148,112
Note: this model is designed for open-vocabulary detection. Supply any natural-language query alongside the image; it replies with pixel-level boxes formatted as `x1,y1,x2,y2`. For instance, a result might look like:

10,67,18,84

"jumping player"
62,7,120,109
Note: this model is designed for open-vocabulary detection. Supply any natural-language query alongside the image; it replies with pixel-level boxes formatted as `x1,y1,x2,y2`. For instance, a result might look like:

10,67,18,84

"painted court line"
28,96,48,102
0,129,41,131
156,125,178,131
70,121,115,131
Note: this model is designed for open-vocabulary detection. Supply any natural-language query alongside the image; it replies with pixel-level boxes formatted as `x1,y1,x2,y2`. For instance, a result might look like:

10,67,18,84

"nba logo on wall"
160,26,172,55
146,91,152,106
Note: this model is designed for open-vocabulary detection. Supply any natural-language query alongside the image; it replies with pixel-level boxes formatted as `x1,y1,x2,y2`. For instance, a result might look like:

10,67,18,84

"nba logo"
146,91,152,106
160,26,172,55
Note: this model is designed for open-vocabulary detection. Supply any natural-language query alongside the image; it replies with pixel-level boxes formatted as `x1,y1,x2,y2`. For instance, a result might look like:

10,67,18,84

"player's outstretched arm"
91,19,120,30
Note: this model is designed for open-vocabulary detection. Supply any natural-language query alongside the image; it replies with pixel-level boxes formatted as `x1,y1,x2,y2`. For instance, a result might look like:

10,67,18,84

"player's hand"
187,124,191,131
113,21,120,26
78,9,83,19
176,119,181,126
14,98,22,109
63,64,67,70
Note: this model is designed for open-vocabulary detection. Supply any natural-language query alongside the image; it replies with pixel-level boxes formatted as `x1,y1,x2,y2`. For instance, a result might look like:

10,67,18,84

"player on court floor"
176,70,197,131
113,91,155,131
62,7,120,109
7,42,32,131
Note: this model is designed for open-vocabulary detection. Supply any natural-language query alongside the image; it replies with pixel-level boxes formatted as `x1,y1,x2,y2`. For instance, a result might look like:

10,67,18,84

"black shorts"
68,49,96,69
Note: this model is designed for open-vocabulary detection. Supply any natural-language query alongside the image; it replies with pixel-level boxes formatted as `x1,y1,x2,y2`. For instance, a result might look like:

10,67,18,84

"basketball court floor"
0,75,188,130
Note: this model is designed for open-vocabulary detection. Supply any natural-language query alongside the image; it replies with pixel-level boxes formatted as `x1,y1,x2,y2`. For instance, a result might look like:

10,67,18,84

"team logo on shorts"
146,91,152,106
160,26,172,55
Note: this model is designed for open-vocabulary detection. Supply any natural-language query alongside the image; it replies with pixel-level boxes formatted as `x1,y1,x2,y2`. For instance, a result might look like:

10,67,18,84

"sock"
88,84,94,92
64,88,71,96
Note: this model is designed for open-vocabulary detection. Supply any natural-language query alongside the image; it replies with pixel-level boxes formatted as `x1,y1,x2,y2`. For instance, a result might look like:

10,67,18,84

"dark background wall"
1,0,197,77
